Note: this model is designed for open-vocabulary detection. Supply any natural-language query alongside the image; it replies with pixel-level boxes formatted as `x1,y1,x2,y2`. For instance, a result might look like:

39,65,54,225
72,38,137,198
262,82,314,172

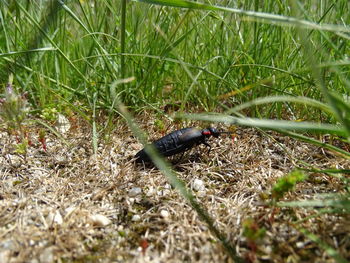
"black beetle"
135,127,224,163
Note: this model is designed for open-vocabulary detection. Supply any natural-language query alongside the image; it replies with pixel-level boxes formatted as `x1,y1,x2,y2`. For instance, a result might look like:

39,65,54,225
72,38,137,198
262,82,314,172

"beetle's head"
202,127,220,138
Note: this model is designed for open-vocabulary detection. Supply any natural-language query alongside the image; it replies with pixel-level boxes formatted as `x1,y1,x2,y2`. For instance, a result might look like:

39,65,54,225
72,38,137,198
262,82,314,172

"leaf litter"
0,115,349,263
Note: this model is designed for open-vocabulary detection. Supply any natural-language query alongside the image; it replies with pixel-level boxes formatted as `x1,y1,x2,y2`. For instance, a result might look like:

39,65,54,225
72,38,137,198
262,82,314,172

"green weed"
272,170,307,201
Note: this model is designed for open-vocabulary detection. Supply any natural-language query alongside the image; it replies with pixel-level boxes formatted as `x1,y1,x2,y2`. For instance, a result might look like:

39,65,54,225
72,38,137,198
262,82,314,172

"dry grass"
0,115,349,263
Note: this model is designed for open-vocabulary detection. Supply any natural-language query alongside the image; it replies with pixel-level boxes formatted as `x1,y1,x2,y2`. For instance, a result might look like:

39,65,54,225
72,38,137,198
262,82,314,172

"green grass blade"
300,168,350,174
278,197,350,212
120,0,127,79
227,95,333,115
3,57,86,98
181,113,347,137
0,47,56,58
136,0,350,33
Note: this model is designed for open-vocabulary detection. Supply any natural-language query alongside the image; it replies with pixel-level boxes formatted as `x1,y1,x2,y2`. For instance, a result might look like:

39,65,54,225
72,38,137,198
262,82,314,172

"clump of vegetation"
0,75,53,153
0,74,30,154
242,218,266,262
40,107,58,122
0,75,29,133
271,170,307,201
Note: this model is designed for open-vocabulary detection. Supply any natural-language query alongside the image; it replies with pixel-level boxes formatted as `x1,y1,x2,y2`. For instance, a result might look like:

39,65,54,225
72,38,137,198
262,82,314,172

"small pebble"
89,214,111,227
146,186,156,197
296,242,305,248
265,245,272,253
9,155,22,167
1,239,15,250
129,187,142,197
56,113,71,134
54,155,67,165
128,197,135,205
129,143,140,150
160,210,169,219
132,214,141,222
193,179,205,192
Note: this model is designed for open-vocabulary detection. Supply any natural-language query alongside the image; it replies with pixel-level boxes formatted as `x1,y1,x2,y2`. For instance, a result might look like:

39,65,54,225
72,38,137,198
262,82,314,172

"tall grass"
1,0,349,261
1,1,348,117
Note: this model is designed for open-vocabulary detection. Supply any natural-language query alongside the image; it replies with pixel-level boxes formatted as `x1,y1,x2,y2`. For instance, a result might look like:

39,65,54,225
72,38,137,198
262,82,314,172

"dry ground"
0,116,349,263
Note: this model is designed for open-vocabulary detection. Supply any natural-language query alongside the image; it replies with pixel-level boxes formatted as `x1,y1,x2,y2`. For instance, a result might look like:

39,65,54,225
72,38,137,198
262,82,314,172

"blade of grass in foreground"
116,101,243,263
226,95,333,115
136,0,350,33
0,47,56,58
181,113,347,137
278,197,350,212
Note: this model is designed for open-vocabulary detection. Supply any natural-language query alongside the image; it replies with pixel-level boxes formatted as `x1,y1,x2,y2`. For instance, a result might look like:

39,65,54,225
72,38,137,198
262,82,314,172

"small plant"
0,75,52,153
0,74,29,135
0,74,30,154
242,218,266,262
40,107,58,122
14,138,29,154
38,129,47,151
271,170,307,201
154,119,165,132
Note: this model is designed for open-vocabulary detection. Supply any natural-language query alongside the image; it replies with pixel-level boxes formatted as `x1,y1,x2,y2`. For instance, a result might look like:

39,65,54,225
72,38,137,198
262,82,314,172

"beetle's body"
135,127,220,163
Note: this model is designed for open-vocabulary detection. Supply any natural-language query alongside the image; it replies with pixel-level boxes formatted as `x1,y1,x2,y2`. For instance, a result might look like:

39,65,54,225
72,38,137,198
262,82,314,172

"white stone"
146,186,156,197
160,210,169,219
128,197,135,205
193,179,205,192
296,242,305,248
56,113,71,134
164,184,171,189
129,187,142,197
89,214,111,227
131,214,141,222
265,245,272,253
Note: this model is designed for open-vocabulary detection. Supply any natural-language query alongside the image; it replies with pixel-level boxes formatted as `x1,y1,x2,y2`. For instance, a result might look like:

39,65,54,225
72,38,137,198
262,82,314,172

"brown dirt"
0,116,349,263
